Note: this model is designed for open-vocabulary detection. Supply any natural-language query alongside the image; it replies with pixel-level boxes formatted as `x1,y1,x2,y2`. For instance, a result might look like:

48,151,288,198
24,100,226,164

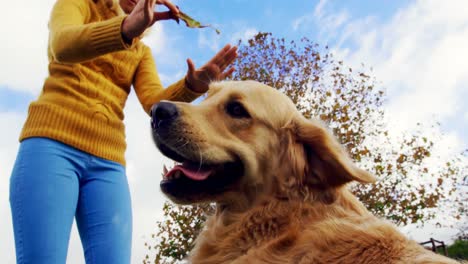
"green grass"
444,240,468,260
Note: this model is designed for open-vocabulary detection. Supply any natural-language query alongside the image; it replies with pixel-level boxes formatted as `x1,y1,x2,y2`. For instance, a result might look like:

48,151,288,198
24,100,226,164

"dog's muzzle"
151,102,179,130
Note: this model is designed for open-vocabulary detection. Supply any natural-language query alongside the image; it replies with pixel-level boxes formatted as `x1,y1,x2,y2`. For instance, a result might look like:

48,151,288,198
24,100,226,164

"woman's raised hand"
185,44,238,93
122,0,179,41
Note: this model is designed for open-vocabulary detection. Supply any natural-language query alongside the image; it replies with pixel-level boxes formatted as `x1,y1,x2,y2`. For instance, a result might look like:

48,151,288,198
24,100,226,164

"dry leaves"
176,9,221,34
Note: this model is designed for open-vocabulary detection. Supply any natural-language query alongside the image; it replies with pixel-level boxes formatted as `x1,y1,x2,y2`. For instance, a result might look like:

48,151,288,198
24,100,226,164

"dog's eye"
226,101,250,118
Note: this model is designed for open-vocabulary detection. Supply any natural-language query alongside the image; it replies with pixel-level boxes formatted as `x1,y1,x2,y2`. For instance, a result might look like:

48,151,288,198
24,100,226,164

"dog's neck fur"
189,187,372,263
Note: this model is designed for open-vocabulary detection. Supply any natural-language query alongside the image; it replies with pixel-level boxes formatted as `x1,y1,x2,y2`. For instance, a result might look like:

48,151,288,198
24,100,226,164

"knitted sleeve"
133,45,203,115
49,0,133,63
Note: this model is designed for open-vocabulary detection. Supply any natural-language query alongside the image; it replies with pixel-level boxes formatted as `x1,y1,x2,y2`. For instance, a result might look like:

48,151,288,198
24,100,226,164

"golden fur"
152,80,457,263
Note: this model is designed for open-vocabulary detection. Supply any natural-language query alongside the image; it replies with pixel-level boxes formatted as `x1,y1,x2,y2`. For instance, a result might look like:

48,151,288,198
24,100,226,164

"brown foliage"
143,202,214,263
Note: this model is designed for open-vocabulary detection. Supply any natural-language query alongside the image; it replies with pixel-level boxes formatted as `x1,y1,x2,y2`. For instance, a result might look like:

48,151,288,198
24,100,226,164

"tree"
144,32,467,263
445,239,468,260
143,202,213,264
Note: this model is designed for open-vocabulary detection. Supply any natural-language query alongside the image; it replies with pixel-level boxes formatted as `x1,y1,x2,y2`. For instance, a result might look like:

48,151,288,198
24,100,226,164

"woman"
9,0,238,263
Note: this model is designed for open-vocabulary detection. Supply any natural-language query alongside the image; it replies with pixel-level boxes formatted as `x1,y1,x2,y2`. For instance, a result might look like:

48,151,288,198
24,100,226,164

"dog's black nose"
151,102,179,129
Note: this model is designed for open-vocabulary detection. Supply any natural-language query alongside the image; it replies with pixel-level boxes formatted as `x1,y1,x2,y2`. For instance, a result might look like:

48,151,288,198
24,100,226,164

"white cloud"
230,27,258,44
313,0,468,145
0,112,25,264
293,1,349,44
400,222,460,244
124,94,175,263
142,24,168,56
142,23,186,69
313,0,328,19
0,0,55,94
317,10,349,38
292,14,313,31
197,31,222,53
196,19,257,53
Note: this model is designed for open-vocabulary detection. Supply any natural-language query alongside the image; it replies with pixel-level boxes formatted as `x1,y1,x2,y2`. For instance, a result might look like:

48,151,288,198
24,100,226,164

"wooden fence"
420,238,448,256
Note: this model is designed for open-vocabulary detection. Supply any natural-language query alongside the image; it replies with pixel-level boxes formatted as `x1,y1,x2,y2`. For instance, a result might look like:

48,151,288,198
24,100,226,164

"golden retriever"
150,80,457,264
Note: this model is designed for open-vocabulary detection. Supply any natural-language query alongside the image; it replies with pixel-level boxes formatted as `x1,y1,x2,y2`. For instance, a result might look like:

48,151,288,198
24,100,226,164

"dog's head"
151,81,375,207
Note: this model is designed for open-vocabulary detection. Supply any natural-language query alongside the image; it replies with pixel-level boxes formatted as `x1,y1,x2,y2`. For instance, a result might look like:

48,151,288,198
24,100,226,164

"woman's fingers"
210,44,232,65
221,67,235,80
151,0,179,23
221,46,238,69
184,44,237,92
218,45,238,66
156,0,180,16
152,11,179,24
186,58,196,76
145,0,153,13
144,0,156,20
213,45,238,71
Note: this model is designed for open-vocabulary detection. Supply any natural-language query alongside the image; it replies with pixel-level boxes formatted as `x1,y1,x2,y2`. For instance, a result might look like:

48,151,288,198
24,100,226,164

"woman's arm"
133,46,202,115
49,0,132,64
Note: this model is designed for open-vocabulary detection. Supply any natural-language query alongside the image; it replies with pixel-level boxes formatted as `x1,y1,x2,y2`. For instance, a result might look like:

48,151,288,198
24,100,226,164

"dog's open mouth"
157,141,244,202
165,162,215,181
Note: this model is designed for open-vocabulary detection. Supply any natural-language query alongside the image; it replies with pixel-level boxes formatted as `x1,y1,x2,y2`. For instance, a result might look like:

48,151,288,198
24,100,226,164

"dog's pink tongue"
170,164,212,181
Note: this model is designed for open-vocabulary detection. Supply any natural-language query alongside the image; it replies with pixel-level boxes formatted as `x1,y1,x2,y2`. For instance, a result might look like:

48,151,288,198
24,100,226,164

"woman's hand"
185,44,238,93
122,0,179,41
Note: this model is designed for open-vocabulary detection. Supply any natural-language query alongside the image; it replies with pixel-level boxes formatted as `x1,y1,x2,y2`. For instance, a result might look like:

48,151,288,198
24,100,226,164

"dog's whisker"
196,142,204,173
171,136,191,150
169,138,185,150
176,140,190,149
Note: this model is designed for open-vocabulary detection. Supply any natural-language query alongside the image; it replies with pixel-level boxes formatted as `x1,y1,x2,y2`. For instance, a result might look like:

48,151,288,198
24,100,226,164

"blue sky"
1,0,467,263
0,87,33,112
149,0,410,73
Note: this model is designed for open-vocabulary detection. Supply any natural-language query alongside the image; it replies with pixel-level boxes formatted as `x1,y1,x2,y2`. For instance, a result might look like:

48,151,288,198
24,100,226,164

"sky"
0,0,467,263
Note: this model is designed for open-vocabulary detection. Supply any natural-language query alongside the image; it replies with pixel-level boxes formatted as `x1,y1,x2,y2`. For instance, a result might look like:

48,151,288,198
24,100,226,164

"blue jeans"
9,137,132,264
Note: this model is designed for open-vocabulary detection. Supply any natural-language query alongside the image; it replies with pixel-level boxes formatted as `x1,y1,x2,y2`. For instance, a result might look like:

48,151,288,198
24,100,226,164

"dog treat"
176,9,221,35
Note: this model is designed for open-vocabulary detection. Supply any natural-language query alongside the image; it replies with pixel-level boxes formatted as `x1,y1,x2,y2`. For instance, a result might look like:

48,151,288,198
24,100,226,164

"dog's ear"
293,117,376,187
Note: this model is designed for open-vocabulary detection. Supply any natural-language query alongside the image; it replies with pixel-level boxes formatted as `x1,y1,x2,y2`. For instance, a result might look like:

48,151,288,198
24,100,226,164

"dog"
151,80,457,264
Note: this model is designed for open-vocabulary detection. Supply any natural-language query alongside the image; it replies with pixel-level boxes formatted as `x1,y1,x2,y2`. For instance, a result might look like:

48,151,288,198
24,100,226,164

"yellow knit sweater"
20,0,202,166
